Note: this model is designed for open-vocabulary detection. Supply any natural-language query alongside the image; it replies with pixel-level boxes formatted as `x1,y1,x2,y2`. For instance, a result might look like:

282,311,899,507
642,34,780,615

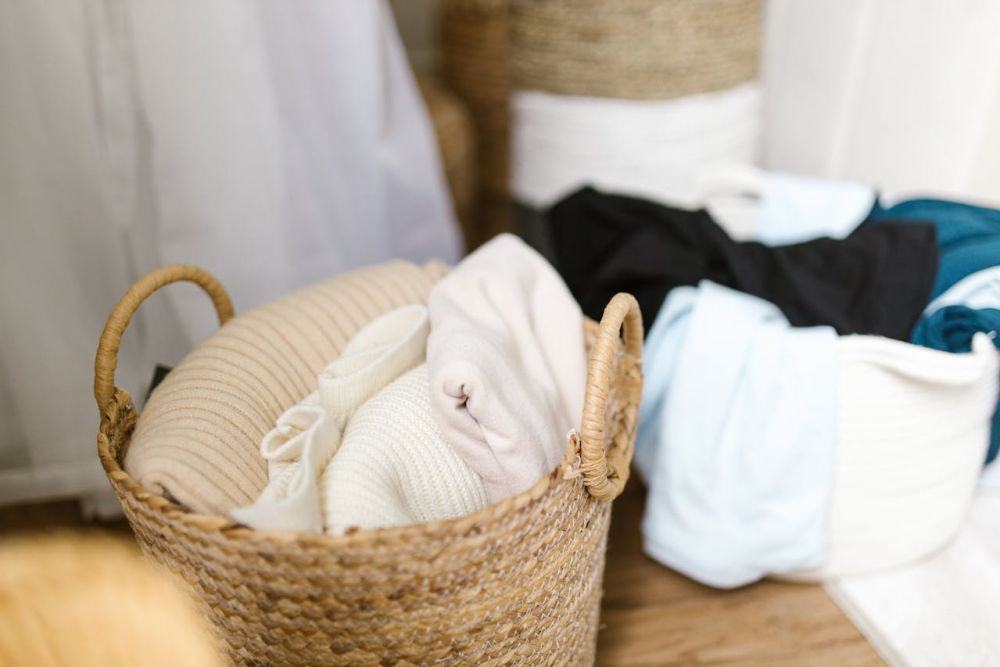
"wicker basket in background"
442,0,514,248
419,76,477,249
94,264,643,665
510,0,761,100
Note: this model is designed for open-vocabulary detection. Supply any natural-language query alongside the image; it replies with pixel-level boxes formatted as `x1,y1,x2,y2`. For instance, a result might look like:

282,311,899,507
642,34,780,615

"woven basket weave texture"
442,0,514,247
510,0,762,100
419,76,478,250
95,263,642,665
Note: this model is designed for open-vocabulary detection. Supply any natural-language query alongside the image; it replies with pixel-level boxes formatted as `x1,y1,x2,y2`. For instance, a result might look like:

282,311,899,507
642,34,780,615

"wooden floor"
597,483,884,666
0,487,884,666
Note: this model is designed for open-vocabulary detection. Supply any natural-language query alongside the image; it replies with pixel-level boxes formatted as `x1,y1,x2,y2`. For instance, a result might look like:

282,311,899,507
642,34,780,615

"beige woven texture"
95,264,643,665
120,261,448,516
442,0,514,247
510,0,762,100
418,76,478,250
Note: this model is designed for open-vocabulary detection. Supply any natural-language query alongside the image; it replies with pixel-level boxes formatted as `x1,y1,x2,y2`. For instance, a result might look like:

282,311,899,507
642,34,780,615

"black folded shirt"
548,186,938,340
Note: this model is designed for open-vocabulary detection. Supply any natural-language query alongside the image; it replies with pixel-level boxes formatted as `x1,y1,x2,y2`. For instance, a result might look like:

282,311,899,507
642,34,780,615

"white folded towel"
427,234,587,502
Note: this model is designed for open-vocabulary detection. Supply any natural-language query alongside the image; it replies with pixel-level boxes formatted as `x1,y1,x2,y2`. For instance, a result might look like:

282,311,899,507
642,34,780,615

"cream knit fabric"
126,260,448,516
230,305,430,532
322,364,489,535
427,234,586,502
785,333,1000,581
511,84,762,210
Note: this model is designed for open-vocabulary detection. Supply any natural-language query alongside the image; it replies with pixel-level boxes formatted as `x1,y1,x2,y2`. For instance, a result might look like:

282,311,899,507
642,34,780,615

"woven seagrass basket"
418,76,477,248
94,264,643,665
510,0,762,100
442,0,514,248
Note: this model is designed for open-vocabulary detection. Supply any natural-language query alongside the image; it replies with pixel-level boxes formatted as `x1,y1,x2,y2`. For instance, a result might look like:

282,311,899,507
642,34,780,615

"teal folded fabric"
912,305,1000,464
912,306,1000,353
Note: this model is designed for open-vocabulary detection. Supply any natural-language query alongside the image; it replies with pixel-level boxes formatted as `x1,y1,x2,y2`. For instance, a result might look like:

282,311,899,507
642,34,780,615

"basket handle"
94,264,234,416
579,293,643,502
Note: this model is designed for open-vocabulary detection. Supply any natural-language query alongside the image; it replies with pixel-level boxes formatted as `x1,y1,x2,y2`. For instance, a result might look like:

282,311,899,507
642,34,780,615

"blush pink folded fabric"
427,234,587,502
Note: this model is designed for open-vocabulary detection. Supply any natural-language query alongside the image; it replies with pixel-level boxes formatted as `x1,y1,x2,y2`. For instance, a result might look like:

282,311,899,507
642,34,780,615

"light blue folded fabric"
636,281,838,588
927,266,1000,314
912,306,1000,354
755,172,875,245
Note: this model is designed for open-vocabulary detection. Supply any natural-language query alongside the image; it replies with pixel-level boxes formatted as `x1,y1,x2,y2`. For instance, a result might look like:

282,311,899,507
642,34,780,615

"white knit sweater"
231,304,488,535
230,305,430,533
322,364,488,535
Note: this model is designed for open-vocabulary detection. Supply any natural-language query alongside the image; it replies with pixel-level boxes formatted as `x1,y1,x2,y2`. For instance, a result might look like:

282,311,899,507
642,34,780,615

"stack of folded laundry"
127,235,588,536
544,179,1000,587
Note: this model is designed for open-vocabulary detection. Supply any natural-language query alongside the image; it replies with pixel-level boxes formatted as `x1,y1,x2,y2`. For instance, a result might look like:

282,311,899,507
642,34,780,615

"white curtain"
763,0,1000,205
0,1,460,506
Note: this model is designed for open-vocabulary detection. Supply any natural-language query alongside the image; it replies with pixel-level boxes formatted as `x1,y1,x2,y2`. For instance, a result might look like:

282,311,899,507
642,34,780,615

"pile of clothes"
546,178,1000,587
128,235,589,537
228,235,587,535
